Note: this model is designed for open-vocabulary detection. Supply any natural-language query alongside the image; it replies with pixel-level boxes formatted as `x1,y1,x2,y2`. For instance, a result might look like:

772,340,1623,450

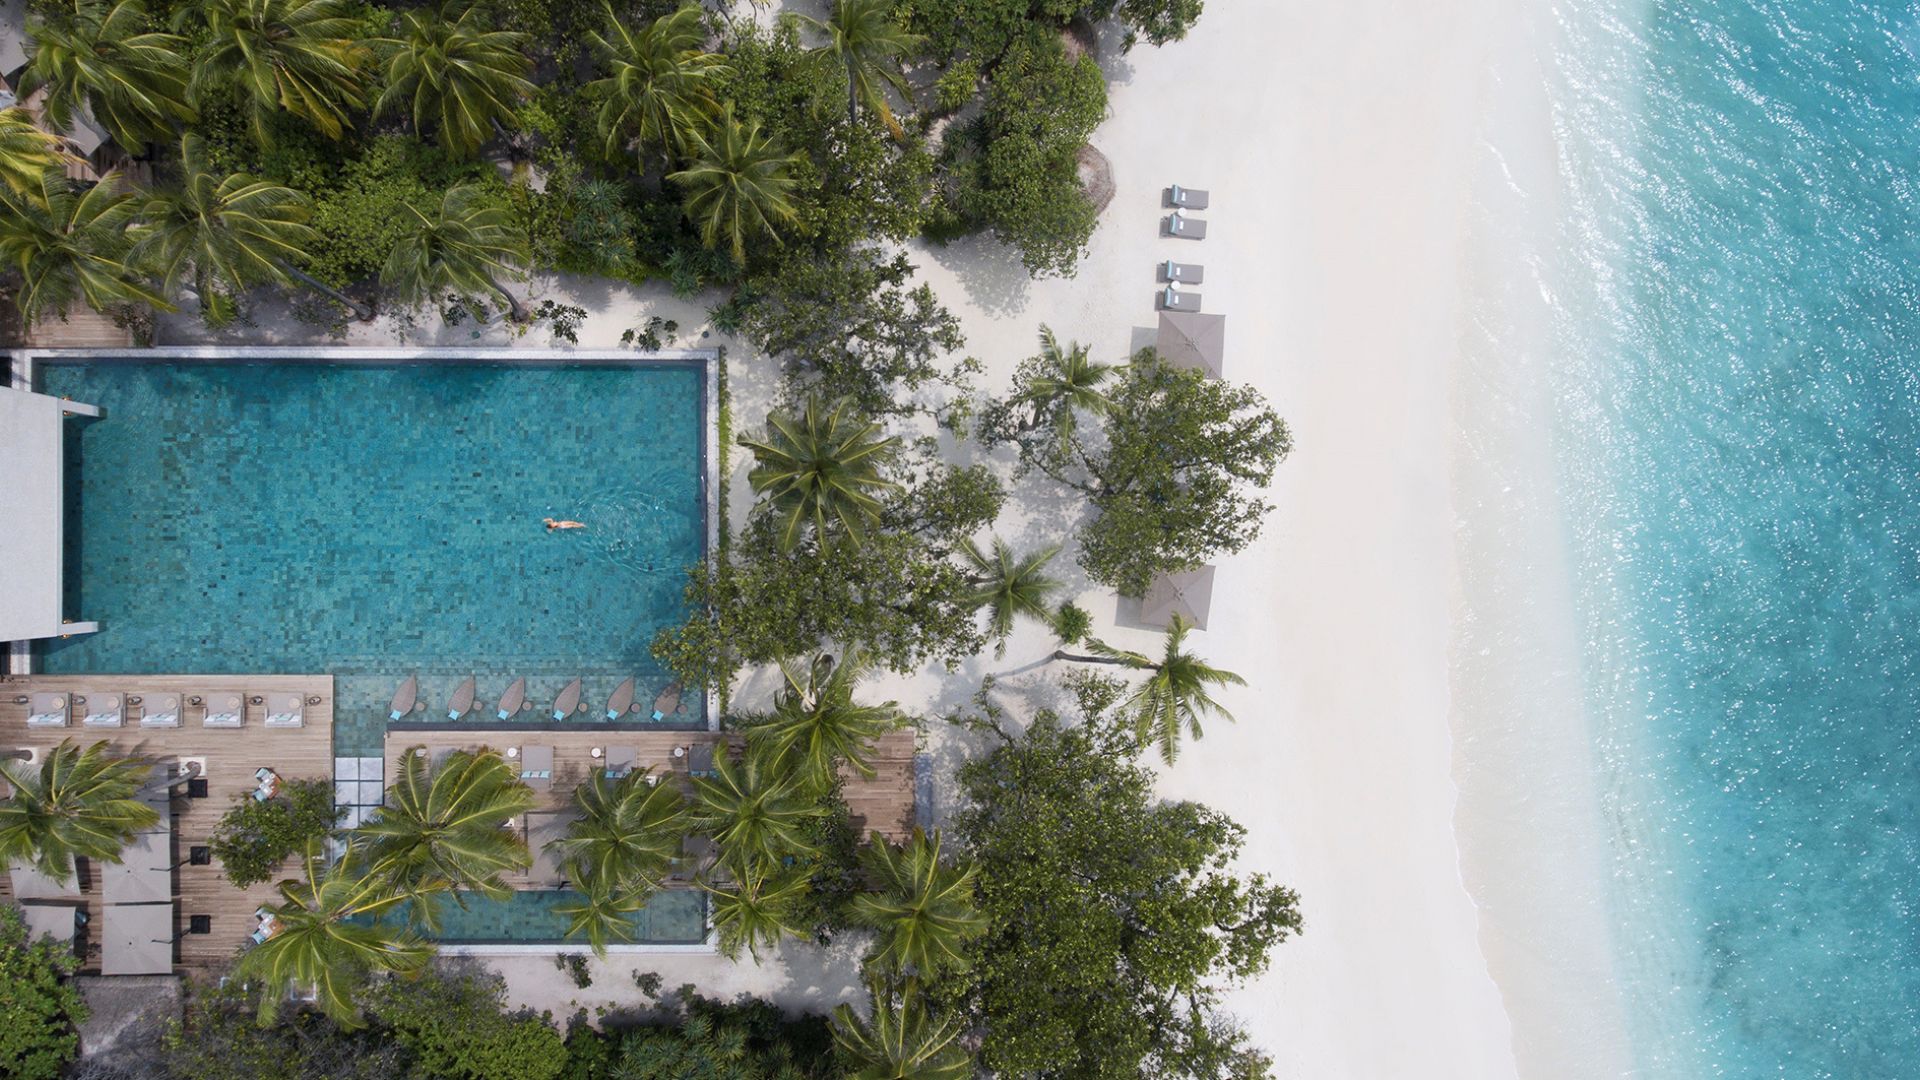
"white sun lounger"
139,693,181,728
264,693,304,728
201,692,245,728
27,692,69,728
82,692,124,727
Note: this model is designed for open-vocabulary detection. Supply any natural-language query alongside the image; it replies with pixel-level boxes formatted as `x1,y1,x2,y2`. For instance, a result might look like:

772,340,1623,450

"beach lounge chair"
604,677,635,721
650,682,683,722
386,675,418,721
139,693,180,728
605,745,637,780
688,743,716,779
445,676,476,721
494,677,527,720
550,678,582,722
27,692,69,728
519,745,553,791
1157,286,1202,313
1158,259,1204,284
1165,184,1210,210
1163,212,1207,240
201,692,244,728
264,693,303,728
82,693,123,727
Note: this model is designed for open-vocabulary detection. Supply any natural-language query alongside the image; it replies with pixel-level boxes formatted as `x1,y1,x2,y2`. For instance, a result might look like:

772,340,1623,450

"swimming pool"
31,351,713,755
412,887,709,946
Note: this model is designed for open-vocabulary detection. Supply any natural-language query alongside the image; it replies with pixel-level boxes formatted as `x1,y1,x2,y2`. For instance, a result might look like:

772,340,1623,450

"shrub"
0,907,86,1080
307,137,496,288
208,778,342,889
367,963,565,1080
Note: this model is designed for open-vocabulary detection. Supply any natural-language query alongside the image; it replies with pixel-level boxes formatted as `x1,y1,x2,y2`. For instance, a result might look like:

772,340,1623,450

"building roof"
0,387,73,641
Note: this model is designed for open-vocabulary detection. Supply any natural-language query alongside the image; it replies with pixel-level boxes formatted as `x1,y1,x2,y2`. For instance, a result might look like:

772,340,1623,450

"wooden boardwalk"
0,675,334,972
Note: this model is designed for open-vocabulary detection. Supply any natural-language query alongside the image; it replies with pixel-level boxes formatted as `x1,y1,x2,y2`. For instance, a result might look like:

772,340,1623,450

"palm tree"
800,0,924,137
19,0,195,149
554,880,644,957
1052,613,1246,761
586,3,729,165
547,770,686,955
0,169,168,325
667,105,803,263
1012,326,1118,447
377,2,533,158
380,182,530,321
130,134,306,325
703,865,809,961
741,395,899,553
235,842,433,1027
832,978,970,1080
960,537,1063,656
356,747,535,932
690,747,821,879
0,740,160,884
0,109,76,197
749,650,903,791
849,829,984,979
185,0,369,143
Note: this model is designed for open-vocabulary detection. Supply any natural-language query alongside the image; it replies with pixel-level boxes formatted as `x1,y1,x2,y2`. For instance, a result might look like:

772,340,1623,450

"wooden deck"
0,675,334,972
384,727,918,845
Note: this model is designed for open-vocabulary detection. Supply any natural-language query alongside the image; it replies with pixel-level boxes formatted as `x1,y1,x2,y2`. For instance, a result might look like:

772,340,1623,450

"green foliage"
960,536,1063,656
20,0,195,147
1052,600,1092,645
789,777,862,940
800,0,925,137
849,828,985,979
740,395,901,553
717,248,968,420
668,104,804,263
208,777,342,888
0,109,72,197
691,747,823,879
746,649,906,791
586,3,729,165
1057,612,1246,762
559,993,835,1080
304,135,494,288
0,907,85,1080
548,770,686,956
831,978,970,1080
183,0,371,144
357,747,537,932
0,170,169,326
381,181,530,320
947,27,1105,276
704,866,810,961
0,738,160,884
951,676,1302,1078
377,1,535,157
367,963,564,1080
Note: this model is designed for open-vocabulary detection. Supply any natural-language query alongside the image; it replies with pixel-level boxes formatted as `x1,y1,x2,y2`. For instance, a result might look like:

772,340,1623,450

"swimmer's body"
544,517,586,530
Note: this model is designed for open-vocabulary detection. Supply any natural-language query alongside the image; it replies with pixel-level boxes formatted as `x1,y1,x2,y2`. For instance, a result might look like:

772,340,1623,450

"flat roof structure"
0,385,98,642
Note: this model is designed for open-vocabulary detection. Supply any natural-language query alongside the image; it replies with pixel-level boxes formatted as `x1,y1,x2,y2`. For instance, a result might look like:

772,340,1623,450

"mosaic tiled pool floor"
406,887,708,945
34,360,707,754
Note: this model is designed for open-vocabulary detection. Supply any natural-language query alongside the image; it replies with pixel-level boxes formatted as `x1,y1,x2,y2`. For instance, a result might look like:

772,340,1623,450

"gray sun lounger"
494,677,527,720
1165,184,1209,210
445,676,476,720
519,745,554,790
81,692,124,727
604,745,637,780
1156,286,1202,313
201,692,245,728
138,693,180,728
604,677,635,720
1158,260,1204,284
1163,212,1208,240
387,675,418,720
265,693,304,728
551,678,582,721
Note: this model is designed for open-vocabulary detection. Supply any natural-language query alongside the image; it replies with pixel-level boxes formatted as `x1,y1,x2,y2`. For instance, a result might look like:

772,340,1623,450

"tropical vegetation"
356,746,536,932
0,738,160,884
1054,612,1247,761
0,906,86,1080
208,776,342,888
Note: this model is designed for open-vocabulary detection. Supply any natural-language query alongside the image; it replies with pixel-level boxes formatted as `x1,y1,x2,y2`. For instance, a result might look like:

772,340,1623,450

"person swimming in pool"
544,517,586,530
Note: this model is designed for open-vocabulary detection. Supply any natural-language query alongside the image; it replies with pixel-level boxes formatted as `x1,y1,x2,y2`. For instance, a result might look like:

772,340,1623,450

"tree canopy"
0,907,86,1080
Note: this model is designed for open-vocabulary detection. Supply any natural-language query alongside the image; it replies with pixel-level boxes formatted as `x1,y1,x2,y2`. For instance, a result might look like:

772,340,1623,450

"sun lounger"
139,693,180,728
201,692,244,728
1163,212,1207,240
81,693,123,727
650,682,683,722
550,678,582,721
264,693,303,728
27,692,69,728
604,677,635,721
445,676,475,720
688,743,715,779
387,675,418,721
519,745,554,790
605,745,637,780
1158,260,1204,284
494,677,527,720
1157,286,1202,312
1165,184,1210,210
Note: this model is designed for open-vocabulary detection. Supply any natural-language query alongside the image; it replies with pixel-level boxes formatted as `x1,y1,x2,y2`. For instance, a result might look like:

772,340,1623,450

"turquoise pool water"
33,360,707,755
1532,0,1920,1074
412,887,708,945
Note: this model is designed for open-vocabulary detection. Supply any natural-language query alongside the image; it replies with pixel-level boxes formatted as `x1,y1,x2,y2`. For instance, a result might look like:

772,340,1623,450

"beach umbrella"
1155,311,1227,378
1140,565,1216,630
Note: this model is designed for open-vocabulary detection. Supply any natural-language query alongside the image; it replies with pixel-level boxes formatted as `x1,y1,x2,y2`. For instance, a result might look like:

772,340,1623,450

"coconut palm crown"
548,769,686,908
586,3,730,163
377,2,534,157
19,0,195,148
689,747,822,879
0,739,160,884
831,978,971,1080
1054,612,1246,761
0,109,77,198
741,395,900,553
667,104,803,262
0,169,169,325
800,0,924,136
184,0,369,143
236,842,432,1027
749,649,904,790
960,536,1063,656
380,182,529,320
848,829,984,979
1013,326,1118,446
703,865,809,961
356,746,535,932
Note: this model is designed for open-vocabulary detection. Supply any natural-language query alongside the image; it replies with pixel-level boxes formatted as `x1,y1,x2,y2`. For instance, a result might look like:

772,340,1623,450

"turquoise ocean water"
1536,0,1920,1075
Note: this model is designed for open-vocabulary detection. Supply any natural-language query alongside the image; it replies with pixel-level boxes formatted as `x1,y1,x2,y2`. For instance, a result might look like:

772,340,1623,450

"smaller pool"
412,887,708,945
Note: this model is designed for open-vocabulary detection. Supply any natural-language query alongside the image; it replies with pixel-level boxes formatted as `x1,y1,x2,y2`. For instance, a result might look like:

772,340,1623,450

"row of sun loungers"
1158,184,1211,311
22,690,303,729
387,674,687,724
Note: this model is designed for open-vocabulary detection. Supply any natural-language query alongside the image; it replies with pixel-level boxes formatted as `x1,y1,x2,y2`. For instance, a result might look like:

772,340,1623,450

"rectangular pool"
33,355,711,755
407,887,709,946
